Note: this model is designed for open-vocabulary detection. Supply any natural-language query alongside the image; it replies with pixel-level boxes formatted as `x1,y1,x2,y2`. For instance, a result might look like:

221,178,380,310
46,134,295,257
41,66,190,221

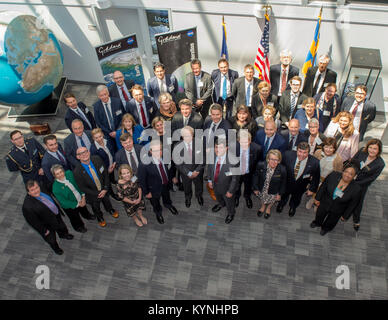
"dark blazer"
211,69,239,105
231,76,260,112
64,102,97,132
41,143,71,181
252,162,287,195
280,129,308,151
93,97,125,136
5,137,45,183
254,130,286,160
171,112,204,133
90,140,115,169
22,193,64,238
303,131,326,154
64,130,93,169
108,79,135,102
313,92,341,131
350,149,385,189
282,150,321,193
315,171,361,220
278,90,308,123
125,96,157,128
269,64,299,96
230,117,258,138
174,140,205,176
184,71,213,105
251,93,279,120
236,142,262,174
138,160,172,198
73,155,110,203
206,153,239,195
147,74,178,107
302,67,337,97
114,144,143,174
340,96,376,141
203,117,232,148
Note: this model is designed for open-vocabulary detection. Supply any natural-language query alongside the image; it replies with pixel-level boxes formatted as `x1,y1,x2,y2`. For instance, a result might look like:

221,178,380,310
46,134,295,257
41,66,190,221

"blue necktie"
76,108,92,129
104,103,114,131
222,76,227,100
79,136,86,148
264,137,270,152
246,83,251,106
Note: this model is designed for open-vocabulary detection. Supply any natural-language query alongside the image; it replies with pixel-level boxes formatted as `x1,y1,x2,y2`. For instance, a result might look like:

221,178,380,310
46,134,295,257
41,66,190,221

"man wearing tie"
302,54,337,97
171,99,204,134
203,103,231,149
254,120,286,161
340,85,376,141
42,134,71,182
280,119,307,152
314,83,341,132
64,92,96,132
114,133,143,176
211,58,239,119
147,63,178,108
64,119,93,168
108,70,135,106
138,140,178,224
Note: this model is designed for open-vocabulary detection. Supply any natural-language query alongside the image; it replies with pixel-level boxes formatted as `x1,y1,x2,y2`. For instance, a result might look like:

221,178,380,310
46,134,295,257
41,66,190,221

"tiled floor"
0,81,387,299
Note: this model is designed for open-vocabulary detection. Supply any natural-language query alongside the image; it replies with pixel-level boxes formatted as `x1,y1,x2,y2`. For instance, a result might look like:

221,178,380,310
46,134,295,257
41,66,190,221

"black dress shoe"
276,203,284,213
288,207,296,217
257,210,264,217
85,214,96,220
235,197,240,207
353,224,360,232
225,215,234,224
156,214,164,224
264,213,270,219
185,198,191,208
53,247,64,255
246,198,253,209
310,221,318,228
197,196,204,206
320,229,328,236
168,206,178,215
76,227,87,233
62,234,74,240
212,204,223,212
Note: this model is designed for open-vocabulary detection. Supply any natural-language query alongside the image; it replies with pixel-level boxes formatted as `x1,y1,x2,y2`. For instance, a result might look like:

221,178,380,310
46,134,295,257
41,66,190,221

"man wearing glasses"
108,70,135,107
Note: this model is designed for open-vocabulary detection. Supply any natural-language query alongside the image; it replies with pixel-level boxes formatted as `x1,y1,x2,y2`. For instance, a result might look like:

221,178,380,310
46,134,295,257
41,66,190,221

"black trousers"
89,194,113,221
313,207,342,232
279,189,306,210
42,214,69,251
63,206,90,231
181,172,204,199
149,184,172,216
214,188,236,216
236,174,253,200
352,186,368,224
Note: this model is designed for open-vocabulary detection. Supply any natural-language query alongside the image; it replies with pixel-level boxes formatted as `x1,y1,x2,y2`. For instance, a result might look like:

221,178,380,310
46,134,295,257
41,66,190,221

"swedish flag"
302,7,323,76
221,16,228,60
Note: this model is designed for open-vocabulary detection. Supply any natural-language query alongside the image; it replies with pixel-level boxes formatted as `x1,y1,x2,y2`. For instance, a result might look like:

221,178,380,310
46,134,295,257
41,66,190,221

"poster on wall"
95,34,146,90
155,27,198,101
145,9,171,63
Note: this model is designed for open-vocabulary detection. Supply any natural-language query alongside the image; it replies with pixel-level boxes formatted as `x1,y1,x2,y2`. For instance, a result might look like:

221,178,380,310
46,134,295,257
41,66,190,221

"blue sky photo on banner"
95,34,146,90
146,9,170,63
156,27,198,101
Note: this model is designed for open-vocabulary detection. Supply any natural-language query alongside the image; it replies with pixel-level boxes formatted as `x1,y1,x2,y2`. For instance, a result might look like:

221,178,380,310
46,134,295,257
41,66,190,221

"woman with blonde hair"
251,81,278,119
294,97,323,133
115,113,145,149
255,105,281,131
155,92,177,121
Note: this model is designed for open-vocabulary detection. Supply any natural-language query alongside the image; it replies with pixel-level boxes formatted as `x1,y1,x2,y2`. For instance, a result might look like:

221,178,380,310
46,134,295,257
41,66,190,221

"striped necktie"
294,160,301,179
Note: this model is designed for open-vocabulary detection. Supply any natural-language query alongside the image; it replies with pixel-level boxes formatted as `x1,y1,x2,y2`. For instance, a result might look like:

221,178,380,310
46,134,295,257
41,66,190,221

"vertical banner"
156,27,198,101
145,9,170,63
95,34,146,90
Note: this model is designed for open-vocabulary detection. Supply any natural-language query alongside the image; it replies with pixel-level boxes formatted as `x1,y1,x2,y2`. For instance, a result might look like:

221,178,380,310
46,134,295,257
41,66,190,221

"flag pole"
312,6,323,67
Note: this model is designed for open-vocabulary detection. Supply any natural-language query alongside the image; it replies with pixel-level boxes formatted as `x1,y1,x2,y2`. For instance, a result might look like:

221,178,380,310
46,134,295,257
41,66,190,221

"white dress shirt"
125,148,139,169
136,100,150,127
95,140,113,166
158,77,167,93
349,100,364,132
117,83,130,107
313,70,326,95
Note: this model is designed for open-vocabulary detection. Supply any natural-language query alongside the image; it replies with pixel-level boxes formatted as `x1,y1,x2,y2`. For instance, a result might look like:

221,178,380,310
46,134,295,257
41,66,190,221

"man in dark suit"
108,70,135,107
340,84,376,141
203,103,231,149
302,54,337,97
211,58,239,120
171,99,204,134
231,64,260,115
270,49,299,98
280,119,308,152
42,134,71,182
278,76,308,125
207,138,239,224
314,83,341,132
174,126,205,207
64,119,93,169
254,120,286,160
93,84,125,149
147,63,179,107
138,140,178,224
277,142,320,217
235,131,262,208
184,59,213,119
114,133,143,176
64,92,96,132
5,130,46,184
73,147,119,227
126,84,157,129
22,180,73,255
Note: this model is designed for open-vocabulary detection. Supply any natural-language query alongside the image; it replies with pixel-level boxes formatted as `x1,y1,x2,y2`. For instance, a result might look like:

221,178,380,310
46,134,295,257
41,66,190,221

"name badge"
323,110,331,116
273,174,281,178
305,123,309,129
225,171,232,176
335,189,344,198
99,166,104,173
150,108,153,114
167,137,172,145
267,102,274,107
198,81,203,87
85,107,89,113
168,85,175,93
131,176,138,183
292,146,297,151
116,110,122,116
315,137,322,145
303,174,310,179
297,104,303,109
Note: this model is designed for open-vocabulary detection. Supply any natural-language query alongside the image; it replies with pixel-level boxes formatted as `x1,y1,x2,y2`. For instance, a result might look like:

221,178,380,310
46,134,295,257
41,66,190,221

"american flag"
254,13,270,83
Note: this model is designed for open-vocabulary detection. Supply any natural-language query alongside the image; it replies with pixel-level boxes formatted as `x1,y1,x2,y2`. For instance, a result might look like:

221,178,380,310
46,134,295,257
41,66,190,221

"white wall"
1,0,388,110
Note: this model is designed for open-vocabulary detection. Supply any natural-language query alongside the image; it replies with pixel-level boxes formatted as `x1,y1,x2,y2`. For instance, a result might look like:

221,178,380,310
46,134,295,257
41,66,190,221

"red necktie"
139,102,147,127
281,69,287,93
352,103,359,118
158,162,168,185
121,87,129,102
214,158,221,184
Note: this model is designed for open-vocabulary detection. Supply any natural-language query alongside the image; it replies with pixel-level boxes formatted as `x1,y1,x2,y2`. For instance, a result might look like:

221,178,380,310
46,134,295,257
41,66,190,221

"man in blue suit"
254,120,286,161
211,58,239,120
93,85,125,149
64,92,96,132
42,134,71,182
147,63,178,108
126,84,157,129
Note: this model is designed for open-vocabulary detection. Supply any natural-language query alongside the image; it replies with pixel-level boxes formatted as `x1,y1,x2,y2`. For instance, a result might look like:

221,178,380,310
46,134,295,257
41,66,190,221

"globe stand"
7,77,67,118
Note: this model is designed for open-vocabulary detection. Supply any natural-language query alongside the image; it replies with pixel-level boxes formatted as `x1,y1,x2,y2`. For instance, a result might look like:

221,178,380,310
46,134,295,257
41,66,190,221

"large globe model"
0,12,63,105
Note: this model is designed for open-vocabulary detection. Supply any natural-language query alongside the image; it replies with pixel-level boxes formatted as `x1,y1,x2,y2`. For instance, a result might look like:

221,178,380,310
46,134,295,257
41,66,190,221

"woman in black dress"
349,138,385,231
230,105,258,138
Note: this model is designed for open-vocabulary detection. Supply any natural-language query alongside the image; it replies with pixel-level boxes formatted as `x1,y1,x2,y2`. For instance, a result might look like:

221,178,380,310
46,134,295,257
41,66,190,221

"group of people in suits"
5,51,385,255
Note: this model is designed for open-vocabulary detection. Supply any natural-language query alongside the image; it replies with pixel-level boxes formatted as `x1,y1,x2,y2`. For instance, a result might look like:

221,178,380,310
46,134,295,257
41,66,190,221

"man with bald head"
280,119,307,151
254,120,286,160
108,70,135,106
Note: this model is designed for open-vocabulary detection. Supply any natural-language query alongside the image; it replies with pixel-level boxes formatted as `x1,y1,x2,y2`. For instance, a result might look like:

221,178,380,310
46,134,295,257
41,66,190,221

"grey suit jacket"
231,76,260,115
206,154,239,195
184,71,213,103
